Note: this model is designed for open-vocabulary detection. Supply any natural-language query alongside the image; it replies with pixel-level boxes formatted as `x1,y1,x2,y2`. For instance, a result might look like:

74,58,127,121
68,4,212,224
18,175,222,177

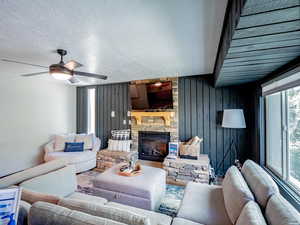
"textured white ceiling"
0,0,227,85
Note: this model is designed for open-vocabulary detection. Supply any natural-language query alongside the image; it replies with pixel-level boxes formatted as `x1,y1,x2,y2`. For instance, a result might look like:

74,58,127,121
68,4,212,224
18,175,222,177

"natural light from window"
266,85,300,193
87,88,96,134
287,86,300,190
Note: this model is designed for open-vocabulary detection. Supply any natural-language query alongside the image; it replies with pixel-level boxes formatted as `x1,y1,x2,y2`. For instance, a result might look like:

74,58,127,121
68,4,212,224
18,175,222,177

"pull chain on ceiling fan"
1,49,108,83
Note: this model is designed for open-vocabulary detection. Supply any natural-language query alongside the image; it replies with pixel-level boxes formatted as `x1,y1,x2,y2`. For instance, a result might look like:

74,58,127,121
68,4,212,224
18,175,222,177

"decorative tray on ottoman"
118,164,142,177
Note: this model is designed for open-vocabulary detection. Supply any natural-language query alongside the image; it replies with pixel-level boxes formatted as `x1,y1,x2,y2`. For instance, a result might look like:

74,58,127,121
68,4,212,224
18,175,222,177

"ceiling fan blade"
73,71,107,80
68,77,81,84
64,60,83,70
1,59,48,68
21,71,49,77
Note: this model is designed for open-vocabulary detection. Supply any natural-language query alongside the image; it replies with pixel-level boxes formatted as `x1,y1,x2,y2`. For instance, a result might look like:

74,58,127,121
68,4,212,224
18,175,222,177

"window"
87,88,96,134
265,85,300,193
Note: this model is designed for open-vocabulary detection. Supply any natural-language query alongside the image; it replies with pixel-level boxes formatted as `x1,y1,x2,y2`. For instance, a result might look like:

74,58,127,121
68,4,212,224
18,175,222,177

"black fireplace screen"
138,131,170,162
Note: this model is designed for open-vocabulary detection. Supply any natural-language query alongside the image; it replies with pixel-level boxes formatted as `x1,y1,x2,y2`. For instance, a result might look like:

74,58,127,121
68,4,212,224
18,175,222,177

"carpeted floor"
77,170,185,217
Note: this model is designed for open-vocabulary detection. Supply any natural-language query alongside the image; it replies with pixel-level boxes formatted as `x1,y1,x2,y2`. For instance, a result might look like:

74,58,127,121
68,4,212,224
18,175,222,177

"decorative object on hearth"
216,109,246,175
179,136,203,160
166,142,179,159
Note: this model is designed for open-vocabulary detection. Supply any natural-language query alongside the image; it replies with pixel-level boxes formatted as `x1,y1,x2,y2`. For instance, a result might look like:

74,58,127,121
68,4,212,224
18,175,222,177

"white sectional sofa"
0,159,299,225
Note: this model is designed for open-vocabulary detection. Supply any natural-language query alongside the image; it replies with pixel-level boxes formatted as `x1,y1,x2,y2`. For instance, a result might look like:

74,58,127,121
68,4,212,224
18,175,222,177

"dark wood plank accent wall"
178,76,252,175
96,82,131,148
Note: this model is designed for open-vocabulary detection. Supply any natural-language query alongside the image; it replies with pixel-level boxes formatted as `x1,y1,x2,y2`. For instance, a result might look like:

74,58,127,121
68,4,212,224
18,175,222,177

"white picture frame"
0,187,22,225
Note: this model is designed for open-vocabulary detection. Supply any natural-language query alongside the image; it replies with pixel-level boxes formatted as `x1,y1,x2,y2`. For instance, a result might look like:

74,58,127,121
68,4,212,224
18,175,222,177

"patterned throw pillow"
108,139,131,152
111,129,131,140
64,142,84,152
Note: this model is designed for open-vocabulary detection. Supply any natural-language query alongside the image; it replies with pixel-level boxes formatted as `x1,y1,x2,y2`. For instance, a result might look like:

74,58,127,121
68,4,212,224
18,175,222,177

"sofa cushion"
236,201,267,225
222,166,254,224
75,134,93,149
108,139,131,152
177,182,232,225
29,201,126,225
241,160,279,209
44,151,96,164
172,218,204,225
265,194,300,225
54,134,75,151
21,188,60,205
107,202,172,225
58,198,150,225
0,159,67,188
67,192,107,205
18,200,31,225
20,165,77,197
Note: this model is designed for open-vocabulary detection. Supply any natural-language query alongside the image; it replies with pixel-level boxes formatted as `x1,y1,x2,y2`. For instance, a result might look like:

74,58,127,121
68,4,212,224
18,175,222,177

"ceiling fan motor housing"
49,64,73,76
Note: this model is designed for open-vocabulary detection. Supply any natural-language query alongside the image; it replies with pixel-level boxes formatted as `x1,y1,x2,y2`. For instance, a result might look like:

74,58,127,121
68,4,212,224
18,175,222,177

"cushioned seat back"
236,201,267,225
19,165,77,197
241,160,279,209
265,194,300,225
222,166,255,224
0,159,67,188
58,198,150,225
29,202,126,225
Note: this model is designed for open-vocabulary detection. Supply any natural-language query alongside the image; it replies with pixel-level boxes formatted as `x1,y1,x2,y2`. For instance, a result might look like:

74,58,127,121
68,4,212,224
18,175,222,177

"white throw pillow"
54,135,74,151
75,134,93,150
108,139,131,152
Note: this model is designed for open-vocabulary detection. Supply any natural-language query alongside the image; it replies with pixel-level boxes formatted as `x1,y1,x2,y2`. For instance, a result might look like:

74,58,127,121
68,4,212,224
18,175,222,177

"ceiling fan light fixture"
50,64,72,80
51,72,72,80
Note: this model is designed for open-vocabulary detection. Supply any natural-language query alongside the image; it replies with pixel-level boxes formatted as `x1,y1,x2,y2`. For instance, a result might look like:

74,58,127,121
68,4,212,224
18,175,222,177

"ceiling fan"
1,49,108,84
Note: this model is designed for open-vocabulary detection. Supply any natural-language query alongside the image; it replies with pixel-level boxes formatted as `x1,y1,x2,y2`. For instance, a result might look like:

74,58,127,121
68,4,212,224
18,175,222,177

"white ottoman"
92,164,166,211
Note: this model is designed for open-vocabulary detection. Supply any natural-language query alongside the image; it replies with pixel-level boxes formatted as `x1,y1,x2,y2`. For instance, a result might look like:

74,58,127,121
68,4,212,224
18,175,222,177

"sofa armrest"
92,138,101,152
44,140,55,154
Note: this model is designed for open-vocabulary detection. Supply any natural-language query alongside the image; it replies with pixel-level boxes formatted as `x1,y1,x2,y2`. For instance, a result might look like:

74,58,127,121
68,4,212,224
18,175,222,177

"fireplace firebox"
138,131,170,162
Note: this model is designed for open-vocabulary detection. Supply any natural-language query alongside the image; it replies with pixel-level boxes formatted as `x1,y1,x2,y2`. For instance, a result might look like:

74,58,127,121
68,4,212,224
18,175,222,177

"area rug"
77,170,185,217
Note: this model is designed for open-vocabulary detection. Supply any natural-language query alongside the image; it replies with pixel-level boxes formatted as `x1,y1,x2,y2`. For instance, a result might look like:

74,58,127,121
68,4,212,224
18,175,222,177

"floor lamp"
216,109,246,175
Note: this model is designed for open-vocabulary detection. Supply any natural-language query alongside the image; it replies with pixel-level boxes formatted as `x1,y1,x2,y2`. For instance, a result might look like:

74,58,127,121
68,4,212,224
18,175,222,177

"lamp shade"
222,109,246,128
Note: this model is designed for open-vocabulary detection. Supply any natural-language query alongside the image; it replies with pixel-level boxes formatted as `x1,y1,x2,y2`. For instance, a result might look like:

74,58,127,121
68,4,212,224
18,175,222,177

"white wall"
0,77,76,177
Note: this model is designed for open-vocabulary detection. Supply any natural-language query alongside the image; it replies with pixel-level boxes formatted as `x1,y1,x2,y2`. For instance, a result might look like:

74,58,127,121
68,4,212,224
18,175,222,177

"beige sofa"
23,160,300,225
1,159,299,225
177,160,300,225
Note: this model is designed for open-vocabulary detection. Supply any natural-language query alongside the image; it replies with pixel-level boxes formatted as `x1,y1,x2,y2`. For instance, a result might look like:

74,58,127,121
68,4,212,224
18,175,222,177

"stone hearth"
131,78,179,158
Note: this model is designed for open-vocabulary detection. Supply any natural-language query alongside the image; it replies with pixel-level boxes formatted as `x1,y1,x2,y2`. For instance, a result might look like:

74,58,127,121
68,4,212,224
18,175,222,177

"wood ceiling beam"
214,0,300,87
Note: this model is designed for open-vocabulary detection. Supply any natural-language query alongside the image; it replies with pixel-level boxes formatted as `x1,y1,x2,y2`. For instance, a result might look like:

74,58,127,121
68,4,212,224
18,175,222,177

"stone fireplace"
138,131,170,162
131,78,179,162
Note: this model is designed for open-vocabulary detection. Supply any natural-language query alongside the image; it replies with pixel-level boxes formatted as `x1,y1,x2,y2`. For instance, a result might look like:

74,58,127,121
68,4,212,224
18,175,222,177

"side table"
96,149,138,172
163,155,210,185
